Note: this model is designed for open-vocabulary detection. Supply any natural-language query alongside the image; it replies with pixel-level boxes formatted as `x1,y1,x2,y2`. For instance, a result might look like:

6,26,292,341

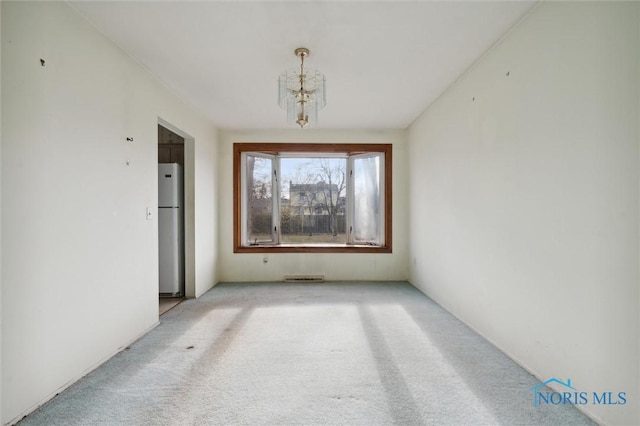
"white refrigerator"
158,163,184,296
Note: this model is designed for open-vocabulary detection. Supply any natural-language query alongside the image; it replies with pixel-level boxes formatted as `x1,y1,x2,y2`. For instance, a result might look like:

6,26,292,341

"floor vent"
284,275,325,283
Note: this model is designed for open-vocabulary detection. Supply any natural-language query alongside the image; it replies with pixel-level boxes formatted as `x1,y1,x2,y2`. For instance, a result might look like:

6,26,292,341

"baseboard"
407,280,606,426
5,321,160,426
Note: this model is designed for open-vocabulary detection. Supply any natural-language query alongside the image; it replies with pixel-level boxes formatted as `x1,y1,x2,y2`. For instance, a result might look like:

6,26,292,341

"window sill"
234,244,392,254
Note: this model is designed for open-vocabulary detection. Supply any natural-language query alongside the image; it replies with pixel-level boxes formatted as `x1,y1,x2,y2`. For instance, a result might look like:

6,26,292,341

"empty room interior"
1,1,638,425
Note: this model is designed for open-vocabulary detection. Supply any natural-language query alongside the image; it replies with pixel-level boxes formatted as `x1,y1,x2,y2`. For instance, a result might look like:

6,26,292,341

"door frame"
158,117,196,298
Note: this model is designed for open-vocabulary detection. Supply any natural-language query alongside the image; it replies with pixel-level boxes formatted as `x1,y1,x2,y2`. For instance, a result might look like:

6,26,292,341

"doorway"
157,121,193,313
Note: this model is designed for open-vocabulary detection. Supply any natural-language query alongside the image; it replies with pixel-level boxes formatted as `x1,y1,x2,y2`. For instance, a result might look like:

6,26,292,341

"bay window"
234,143,392,253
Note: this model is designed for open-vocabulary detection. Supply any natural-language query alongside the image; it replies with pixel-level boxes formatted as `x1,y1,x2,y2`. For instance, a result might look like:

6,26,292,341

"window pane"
280,157,347,244
246,155,273,244
353,155,381,244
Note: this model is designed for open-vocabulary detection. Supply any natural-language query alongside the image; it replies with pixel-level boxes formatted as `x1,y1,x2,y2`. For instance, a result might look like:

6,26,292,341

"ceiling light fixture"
278,48,326,128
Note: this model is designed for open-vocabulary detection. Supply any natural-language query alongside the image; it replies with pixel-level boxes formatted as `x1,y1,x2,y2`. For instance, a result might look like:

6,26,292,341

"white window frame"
241,152,280,246
347,152,385,246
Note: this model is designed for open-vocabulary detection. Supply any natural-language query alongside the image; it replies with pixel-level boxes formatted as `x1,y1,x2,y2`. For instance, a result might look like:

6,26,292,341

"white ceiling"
69,1,537,130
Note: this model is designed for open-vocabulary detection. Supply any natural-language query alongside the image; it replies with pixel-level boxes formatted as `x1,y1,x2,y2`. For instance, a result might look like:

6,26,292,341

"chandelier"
278,48,326,128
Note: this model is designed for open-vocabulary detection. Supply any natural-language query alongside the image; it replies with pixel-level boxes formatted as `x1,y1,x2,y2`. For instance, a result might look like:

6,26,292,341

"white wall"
193,127,218,297
0,3,3,423
218,129,409,282
408,2,639,425
1,2,218,424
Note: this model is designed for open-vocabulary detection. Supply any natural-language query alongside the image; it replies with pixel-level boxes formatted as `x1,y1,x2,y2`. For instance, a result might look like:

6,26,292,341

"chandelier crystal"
278,48,326,128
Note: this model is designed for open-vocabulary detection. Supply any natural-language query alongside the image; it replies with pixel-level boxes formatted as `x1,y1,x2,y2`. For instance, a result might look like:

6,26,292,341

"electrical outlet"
146,207,153,220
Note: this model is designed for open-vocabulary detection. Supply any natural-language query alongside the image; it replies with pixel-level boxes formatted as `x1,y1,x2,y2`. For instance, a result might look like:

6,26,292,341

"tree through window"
282,157,346,244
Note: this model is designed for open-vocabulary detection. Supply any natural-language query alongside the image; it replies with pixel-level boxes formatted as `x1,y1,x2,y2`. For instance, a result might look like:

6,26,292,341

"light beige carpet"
19,282,594,425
